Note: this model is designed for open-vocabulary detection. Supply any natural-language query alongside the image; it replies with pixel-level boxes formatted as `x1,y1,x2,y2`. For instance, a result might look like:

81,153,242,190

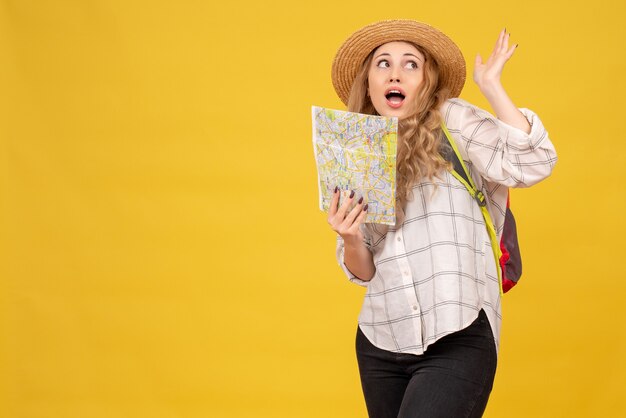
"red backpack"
441,124,522,294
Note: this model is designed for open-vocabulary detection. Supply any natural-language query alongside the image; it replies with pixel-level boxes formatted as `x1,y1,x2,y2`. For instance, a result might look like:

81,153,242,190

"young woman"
326,20,557,417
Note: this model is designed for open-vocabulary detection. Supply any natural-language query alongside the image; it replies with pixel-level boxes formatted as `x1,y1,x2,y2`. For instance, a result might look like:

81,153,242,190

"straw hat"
331,19,466,105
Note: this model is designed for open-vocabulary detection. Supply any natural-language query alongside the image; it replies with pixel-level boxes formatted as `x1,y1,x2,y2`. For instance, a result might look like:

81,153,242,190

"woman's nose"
389,67,400,82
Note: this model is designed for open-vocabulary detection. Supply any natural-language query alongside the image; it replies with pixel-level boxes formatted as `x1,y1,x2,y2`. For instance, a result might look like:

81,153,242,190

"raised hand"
471,29,530,133
473,29,517,92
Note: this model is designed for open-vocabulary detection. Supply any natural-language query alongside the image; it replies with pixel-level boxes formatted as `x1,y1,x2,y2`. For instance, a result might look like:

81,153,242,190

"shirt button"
403,271,409,276
397,237,402,242
412,305,418,311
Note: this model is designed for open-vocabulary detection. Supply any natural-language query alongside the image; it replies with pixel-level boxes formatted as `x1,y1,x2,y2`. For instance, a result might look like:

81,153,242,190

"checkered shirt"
336,98,557,355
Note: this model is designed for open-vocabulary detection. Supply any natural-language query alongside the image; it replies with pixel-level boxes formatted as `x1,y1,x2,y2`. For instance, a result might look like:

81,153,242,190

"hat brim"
331,19,466,105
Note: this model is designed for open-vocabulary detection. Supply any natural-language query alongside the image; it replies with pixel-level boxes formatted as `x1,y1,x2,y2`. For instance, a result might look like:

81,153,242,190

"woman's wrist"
478,80,532,134
342,234,365,249
477,79,505,101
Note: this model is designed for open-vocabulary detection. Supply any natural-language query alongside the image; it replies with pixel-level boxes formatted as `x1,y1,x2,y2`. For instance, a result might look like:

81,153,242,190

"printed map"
312,106,397,225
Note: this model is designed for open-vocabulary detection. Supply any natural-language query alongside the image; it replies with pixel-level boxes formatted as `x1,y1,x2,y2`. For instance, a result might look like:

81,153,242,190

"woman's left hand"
473,29,517,92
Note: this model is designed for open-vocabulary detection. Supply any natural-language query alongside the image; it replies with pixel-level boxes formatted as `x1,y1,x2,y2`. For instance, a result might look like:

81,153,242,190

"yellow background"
1,0,624,417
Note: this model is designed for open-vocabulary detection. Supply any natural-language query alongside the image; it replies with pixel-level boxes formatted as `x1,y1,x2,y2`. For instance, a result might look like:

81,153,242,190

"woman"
326,20,557,417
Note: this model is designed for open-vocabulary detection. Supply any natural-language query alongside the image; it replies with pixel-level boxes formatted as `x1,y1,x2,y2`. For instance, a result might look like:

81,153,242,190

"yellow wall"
1,0,624,417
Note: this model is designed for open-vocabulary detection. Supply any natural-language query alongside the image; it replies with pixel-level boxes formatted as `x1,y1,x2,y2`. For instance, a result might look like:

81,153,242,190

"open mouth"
385,89,406,108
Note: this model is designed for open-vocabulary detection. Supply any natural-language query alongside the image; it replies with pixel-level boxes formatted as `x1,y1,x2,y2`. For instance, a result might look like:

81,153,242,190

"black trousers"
355,310,497,418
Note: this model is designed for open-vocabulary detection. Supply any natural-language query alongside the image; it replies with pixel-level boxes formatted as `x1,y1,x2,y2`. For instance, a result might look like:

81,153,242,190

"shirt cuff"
495,108,548,154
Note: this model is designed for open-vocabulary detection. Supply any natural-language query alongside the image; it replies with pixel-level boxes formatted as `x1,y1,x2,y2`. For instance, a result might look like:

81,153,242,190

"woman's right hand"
327,187,368,245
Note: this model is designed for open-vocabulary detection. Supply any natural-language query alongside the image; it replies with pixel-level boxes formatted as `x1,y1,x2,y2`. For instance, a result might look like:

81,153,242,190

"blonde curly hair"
346,43,452,210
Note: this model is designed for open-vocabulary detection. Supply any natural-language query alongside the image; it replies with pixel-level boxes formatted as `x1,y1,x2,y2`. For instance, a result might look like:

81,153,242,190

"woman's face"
367,41,425,119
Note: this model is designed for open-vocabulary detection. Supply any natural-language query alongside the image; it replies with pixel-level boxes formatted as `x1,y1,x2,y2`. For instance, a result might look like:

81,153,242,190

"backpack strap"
440,123,504,296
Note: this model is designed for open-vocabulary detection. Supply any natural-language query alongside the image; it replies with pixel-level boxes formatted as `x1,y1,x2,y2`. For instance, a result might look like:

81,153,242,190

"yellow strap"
443,125,504,296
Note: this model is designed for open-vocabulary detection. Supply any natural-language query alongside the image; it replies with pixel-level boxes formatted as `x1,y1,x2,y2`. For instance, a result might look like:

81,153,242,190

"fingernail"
516,44,519,48
334,186,338,193
363,204,369,211
358,197,363,204
349,190,355,199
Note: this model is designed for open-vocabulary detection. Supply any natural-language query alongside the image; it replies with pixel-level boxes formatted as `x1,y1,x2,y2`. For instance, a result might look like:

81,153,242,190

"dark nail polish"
334,186,338,193
363,204,369,211
358,197,363,204
349,190,355,199
515,44,519,48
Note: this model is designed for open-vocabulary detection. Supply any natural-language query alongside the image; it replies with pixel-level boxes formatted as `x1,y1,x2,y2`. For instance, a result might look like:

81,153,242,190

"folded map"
312,106,397,225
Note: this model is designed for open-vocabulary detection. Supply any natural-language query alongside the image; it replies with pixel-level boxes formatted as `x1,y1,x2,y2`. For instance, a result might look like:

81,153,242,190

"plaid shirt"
336,98,557,355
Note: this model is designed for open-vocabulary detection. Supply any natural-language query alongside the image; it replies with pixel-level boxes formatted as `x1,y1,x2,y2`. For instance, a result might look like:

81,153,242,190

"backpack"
441,124,522,295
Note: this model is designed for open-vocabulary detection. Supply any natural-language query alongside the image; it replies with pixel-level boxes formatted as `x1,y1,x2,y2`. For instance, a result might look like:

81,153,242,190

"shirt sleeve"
335,229,373,287
443,98,557,188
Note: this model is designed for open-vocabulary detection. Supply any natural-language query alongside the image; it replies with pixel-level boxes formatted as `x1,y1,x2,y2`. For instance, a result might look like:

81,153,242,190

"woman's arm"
328,188,376,282
443,98,556,188
441,28,556,188
473,29,531,133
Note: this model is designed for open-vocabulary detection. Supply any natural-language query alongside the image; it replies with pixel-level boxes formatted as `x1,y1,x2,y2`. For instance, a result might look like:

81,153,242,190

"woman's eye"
376,60,390,68
405,61,418,69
